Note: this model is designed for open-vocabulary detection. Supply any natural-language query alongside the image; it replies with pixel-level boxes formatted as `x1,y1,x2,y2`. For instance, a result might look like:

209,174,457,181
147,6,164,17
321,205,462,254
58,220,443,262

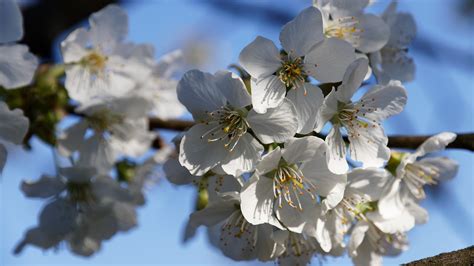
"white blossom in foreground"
177,70,297,176
15,165,138,256
61,4,154,103
316,58,407,173
58,96,154,174
134,50,187,119
186,191,284,261
314,0,390,53
0,0,38,89
240,136,346,244
370,1,417,83
239,6,355,122
377,132,458,225
0,101,29,172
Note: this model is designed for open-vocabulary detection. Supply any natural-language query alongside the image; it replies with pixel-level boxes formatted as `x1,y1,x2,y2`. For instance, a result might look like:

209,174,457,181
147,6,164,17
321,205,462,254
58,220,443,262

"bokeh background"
1,0,473,265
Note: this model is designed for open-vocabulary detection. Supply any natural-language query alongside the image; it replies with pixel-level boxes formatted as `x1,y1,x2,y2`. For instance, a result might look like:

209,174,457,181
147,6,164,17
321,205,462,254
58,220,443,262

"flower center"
278,55,306,88
220,211,256,252
81,51,108,74
332,100,380,138
201,105,249,151
341,195,375,221
403,163,438,196
86,109,124,132
66,182,94,203
324,16,363,46
271,162,316,210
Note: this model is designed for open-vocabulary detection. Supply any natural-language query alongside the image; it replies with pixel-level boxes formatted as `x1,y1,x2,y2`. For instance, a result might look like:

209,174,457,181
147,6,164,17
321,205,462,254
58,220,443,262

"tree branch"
148,118,474,151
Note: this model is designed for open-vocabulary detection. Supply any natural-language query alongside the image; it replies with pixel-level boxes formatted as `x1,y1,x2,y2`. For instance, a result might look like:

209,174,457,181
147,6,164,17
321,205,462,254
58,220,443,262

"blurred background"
1,0,473,265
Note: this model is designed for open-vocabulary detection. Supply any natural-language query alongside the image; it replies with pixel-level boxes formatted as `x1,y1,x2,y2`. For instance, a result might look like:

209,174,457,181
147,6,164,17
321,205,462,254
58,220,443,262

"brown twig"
148,118,474,151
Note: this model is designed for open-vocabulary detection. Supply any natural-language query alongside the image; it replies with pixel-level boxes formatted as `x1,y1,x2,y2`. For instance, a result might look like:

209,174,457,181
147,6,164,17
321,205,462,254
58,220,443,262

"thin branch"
148,118,474,151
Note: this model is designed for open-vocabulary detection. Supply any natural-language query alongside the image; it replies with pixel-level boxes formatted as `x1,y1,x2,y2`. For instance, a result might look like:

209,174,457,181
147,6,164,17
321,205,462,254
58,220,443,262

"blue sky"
1,0,473,265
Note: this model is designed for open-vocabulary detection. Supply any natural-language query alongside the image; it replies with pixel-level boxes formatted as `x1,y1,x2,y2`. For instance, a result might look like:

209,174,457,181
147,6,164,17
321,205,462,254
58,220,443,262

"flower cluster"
0,1,462,265
165,2,458,266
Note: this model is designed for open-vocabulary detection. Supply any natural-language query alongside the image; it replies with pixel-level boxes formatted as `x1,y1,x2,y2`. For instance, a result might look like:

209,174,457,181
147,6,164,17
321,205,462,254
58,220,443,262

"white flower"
273,230,323,266
15,165,138,256
60,4,154,103
315,0,391,53
134,50,186,119
240,136,346,241
177,69,297,176
0,0,38,89
239,7,355,126
349,220,408,266
185,190,284,262
0,101,29,172
370,1,417,83
376,132,458,224
58,96,154,174
316,58,407,173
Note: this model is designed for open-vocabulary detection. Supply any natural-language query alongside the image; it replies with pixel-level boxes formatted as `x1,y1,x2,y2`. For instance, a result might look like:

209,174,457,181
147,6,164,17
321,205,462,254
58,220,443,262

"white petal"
315,88,338,132
377,178,404,219
179,124,229,176
255,147,282,175
240,174,284,229
59,166,96,183
0,0,23,43
163,158,197,185
347,168,390,201
221,133,263,176
89,4,128,46
412,132,457,158
57,120,89,156
189,197,238,229
282,136,325,164
351,238,383,266
239,36,281,79
348,121,390,168
387,13,417,49
0,101,29,144
153,49,183,78
286,83,324,134
112,202,137,231
336,57,368,103
214,70,251,108
349,220,369,256
21,175,66,198
315,216,332,252
367,209,414,234
378,49,415,83
177,70,226,121
279,7,324,56
305,38,355,83
301,145,347,210
255,224,280,261
404,195,428,224
250,75,286,114
77,135,116,175
275,193,318,233
247,98,298,144
60,28,90,63
418,157,459,181
330,0,369,18
356,14,390,53
325,125,349,174
0,44,38,89
359,80,407,122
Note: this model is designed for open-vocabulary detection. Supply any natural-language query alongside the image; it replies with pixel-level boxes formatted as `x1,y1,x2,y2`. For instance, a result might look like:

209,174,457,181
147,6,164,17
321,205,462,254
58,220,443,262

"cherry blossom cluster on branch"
0,0,468,265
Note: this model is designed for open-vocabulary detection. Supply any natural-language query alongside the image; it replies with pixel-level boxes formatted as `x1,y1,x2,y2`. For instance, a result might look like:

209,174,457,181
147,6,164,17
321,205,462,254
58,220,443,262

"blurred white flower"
370,1,417,83
15,165,138,256
315,0,391,53
316,58,407,173
0,101,29,172
61,4,154,103
0,0,38,89
58,96,154,174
